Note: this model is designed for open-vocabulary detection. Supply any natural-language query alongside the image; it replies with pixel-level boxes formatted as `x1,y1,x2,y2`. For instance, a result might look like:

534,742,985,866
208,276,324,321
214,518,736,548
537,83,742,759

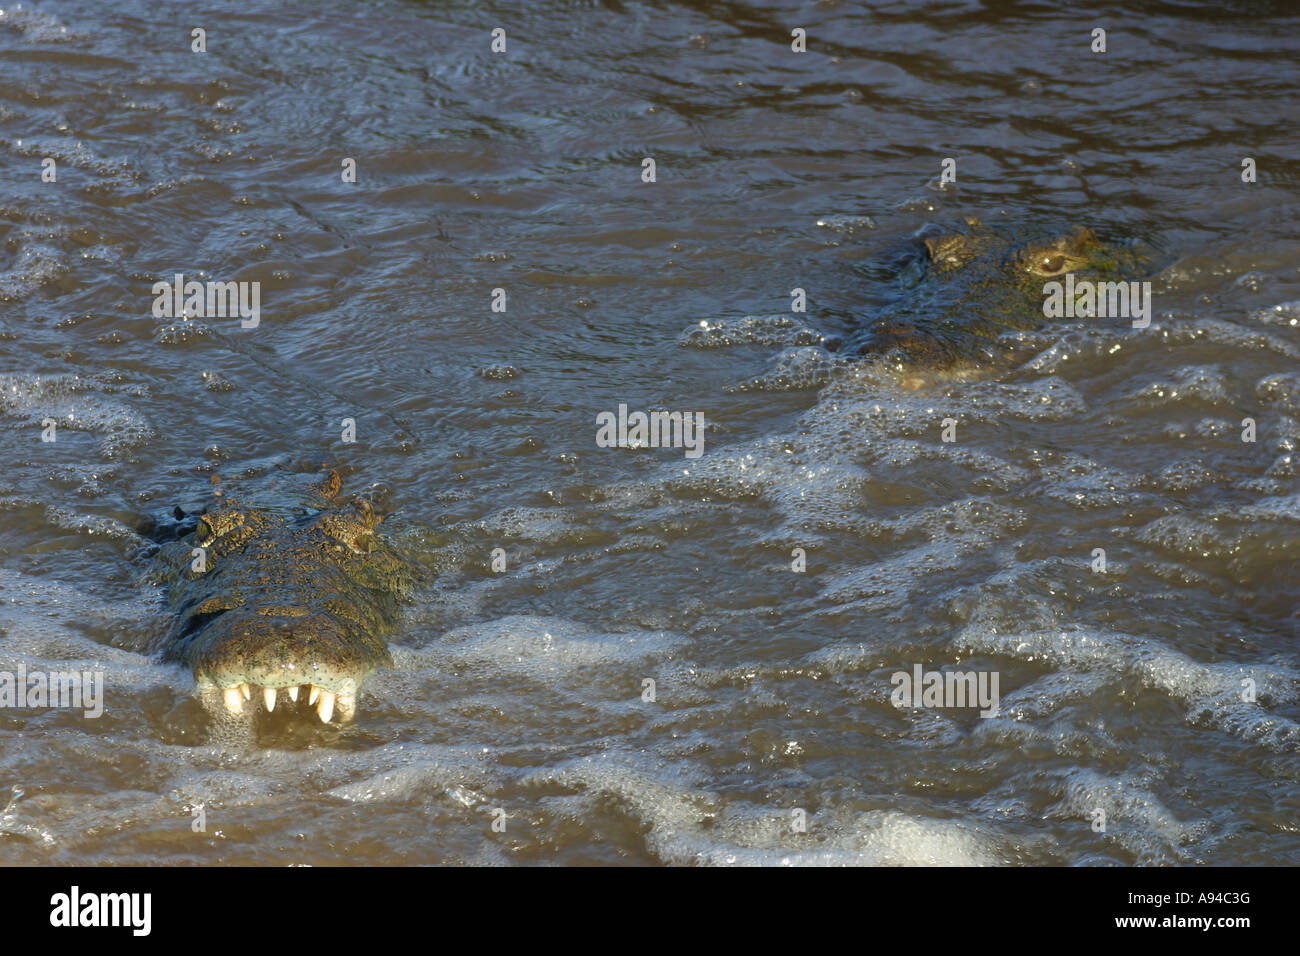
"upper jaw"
186,613,391,723
196,674,361,723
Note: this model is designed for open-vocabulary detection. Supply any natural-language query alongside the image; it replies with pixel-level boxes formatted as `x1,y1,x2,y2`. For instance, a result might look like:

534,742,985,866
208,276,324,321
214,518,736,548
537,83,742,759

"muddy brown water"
0,0,1297,865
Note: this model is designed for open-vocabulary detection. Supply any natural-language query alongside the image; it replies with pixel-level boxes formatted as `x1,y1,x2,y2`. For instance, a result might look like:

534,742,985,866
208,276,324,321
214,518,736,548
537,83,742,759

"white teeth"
217,682,352,721
336,694,356,722
222,687,243,715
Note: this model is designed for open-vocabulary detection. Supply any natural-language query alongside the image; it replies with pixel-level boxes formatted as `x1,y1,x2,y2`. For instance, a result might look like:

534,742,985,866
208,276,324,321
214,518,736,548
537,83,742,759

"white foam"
529,753,1001,866
678,314,825,351
957,621,1300,753
0,241,66,300
421,615,685,682
0,4,75,42
0,373,155,457
1046,769,1210,864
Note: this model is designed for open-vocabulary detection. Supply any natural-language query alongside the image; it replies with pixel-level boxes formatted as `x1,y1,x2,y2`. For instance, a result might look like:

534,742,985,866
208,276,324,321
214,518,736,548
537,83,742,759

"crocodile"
843,217,1145,375
150,465,415,724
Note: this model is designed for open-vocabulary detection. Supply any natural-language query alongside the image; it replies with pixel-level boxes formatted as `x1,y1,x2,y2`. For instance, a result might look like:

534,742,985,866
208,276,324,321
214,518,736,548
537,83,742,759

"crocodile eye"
195,509,246,546
1040,254,1067,274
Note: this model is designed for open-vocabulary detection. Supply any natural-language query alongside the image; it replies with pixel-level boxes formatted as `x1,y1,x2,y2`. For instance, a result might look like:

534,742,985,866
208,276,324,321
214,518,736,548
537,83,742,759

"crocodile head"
159,467,413,723
851,218,1143,371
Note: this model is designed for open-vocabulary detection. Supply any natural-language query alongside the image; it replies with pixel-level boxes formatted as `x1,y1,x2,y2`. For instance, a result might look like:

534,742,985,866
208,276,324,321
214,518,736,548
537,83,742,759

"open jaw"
177,607,392,724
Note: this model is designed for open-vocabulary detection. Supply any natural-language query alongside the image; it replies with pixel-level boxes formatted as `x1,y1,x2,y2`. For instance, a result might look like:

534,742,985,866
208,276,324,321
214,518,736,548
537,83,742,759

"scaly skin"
847,217,1144,372
155,467,414,723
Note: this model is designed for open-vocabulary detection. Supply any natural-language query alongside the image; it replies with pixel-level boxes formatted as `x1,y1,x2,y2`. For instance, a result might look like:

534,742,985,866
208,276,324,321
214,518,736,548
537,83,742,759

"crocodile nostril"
177,606,229,641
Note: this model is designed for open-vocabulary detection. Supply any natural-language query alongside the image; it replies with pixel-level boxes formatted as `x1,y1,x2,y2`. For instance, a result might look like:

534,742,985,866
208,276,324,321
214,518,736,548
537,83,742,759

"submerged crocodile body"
844,217,1145,372
153,466,414,723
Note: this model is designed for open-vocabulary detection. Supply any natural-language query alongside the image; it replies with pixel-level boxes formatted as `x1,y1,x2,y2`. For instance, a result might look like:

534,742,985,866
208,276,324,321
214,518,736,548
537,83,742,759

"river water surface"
0,0,1297,865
